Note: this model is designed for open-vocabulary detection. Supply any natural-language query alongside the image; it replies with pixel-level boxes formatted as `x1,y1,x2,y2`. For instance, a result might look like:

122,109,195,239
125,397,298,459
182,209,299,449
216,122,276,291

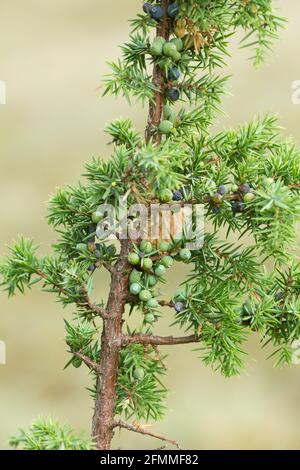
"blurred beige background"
0,0,299,450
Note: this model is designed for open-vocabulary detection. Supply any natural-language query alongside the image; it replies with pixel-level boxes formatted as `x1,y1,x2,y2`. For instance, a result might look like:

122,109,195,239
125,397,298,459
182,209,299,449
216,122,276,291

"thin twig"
73,351,100,373
122,333,200,347
113,420,180,449
36,270,107,319
80,286,107,319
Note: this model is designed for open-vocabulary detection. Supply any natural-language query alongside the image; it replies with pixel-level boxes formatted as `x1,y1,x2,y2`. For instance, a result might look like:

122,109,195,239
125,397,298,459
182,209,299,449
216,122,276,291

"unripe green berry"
147,275,158,287
160,189,173,203
244,192,255,203
142,258,153,270
170,37,183,51
180,248,192,262
174,288,186,301
72,356,82,368
158,120,174,134
171,50,181,61
163,42,178,58
163,104,173,119
264,177,275,187
181,53,190,62
139,289,152,302
128,252,140,265
140,240,153,254
144,313,155,324
129,270,142,284
76,243,87,251
159,241,171,252
150,37,166,56
161,255,173,268
133,367,145,381
155,264,166,277
129,283,142,295
147,298,159,309
91,211,102,223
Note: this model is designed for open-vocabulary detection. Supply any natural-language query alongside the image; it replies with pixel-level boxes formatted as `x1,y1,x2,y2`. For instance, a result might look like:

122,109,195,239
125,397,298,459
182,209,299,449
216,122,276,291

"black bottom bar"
0,450,299,466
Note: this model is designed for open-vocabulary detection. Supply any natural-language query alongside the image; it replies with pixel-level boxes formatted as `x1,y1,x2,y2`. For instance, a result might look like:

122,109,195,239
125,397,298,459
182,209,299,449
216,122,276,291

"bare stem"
73,351,100,372
122,333,200,347
113,420,180,449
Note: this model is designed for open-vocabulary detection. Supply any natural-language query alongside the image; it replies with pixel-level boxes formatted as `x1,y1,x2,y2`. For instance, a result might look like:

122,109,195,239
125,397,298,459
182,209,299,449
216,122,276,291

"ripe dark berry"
167,88,180,101
168,3,180,18
88,264,96,272
174,301,186,313
168,67,181,81
95,250,101,259
217,185,227,195
231,201,245,214
239,183,251,194
143,2,152,13
172,190,183,201
149,5,164,20
274,291,285,301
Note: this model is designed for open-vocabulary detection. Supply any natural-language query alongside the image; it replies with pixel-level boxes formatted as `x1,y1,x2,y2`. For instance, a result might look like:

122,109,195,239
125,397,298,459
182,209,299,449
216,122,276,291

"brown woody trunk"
92,0,170,450
92,240,130,449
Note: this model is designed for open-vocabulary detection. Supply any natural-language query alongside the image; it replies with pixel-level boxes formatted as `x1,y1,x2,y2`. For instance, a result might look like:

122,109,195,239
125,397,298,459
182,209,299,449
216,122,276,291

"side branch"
79,286,108,319
122,333,200,347
113,420,180,449
73,351,100,372
36,270,107,319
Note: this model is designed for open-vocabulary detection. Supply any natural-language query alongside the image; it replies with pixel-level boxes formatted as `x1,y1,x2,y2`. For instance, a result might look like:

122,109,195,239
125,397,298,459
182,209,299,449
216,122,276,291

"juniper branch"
113,419,180,449
122,333,200,347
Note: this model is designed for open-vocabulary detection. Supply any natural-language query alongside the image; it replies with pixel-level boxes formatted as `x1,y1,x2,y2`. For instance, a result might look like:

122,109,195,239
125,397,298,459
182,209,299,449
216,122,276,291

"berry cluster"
143,3,190,135
143,2,179,21
208,181,256,215
231,183,255,214
75,210,117,273
127,239,192,324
